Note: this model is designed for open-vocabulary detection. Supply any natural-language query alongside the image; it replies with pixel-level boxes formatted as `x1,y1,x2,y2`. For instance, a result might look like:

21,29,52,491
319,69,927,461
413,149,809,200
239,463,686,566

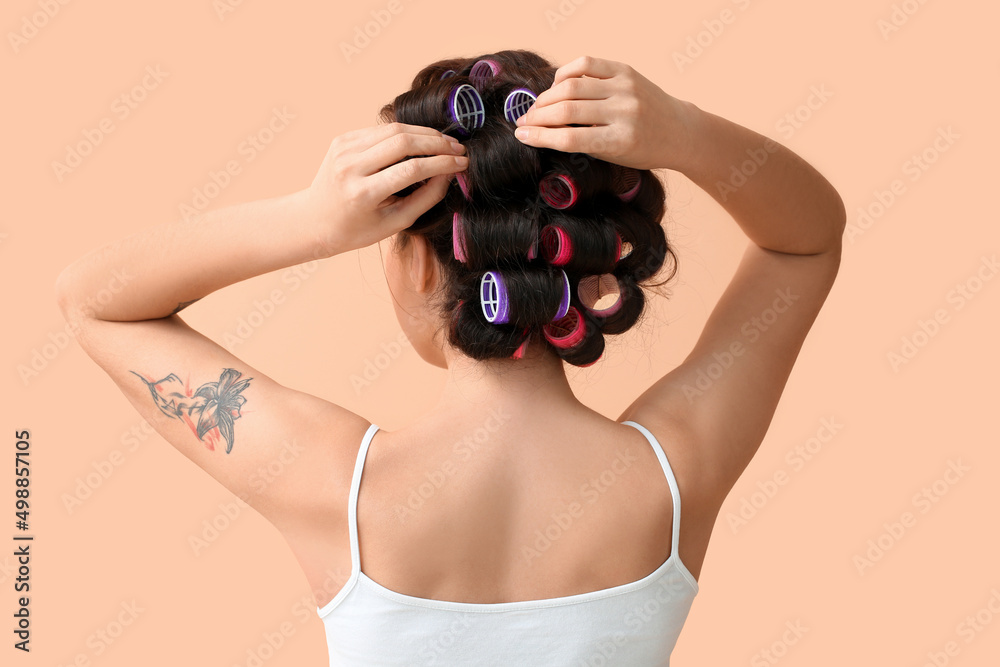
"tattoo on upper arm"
129,368,253,454
169,298,202,315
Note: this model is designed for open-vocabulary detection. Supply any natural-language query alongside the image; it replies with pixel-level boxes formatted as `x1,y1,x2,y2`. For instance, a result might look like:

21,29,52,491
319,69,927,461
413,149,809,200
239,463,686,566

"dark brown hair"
380,49,677,367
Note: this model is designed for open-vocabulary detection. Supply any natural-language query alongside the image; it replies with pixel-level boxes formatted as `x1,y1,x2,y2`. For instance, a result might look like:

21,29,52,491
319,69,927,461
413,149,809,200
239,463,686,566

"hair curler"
448,84,485,137
503,88,537,123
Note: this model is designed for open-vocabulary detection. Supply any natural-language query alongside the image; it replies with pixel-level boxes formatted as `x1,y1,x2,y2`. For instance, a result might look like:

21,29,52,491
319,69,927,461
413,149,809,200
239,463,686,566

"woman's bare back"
312,409,717,608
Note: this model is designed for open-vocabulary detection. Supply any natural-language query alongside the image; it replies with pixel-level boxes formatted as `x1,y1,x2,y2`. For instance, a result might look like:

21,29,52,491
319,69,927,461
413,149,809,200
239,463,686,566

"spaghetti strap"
621,420,682,557
347,423,380,568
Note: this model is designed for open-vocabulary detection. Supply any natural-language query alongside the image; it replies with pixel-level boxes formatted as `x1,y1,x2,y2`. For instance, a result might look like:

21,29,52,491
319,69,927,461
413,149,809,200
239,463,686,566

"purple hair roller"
554,269,571,320
480,270,510,324
503,88,537,123
448,84,485,137
440,69,457,80
453,212,468,263
539,173,578,209
469,59,501,89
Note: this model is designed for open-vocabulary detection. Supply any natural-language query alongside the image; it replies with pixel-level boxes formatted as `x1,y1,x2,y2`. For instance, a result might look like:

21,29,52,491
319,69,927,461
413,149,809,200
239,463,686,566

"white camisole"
317,420,699,665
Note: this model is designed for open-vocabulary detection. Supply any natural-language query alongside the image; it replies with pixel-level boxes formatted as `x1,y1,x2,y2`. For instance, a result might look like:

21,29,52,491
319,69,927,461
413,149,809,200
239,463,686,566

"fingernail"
454,155,468,166
451,142,466,154
514,127,529,141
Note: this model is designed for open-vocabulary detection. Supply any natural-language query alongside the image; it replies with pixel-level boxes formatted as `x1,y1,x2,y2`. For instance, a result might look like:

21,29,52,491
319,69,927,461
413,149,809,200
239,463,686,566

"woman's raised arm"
49,123,467,592
55,122,467,322
515,55,846,509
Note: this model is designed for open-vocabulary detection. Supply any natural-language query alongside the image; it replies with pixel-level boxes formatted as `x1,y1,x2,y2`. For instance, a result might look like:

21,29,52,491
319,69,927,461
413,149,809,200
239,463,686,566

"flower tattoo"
130,368,253,454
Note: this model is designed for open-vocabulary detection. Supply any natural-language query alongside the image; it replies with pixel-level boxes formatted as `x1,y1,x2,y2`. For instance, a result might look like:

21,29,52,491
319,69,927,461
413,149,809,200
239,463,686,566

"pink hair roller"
539,173,578,209
543,306,586,350
540,225,573,266
455,171,471,200
577,274,622,317
453,212,468,263
527,232,538,260
469,59,501,89
510,328,530,360
615,167,641,202
614,232,622,262
449,299,466,339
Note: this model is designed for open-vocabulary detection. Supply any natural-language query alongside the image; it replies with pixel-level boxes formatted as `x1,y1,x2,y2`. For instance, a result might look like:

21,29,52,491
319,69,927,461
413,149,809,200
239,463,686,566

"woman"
55,50,845,665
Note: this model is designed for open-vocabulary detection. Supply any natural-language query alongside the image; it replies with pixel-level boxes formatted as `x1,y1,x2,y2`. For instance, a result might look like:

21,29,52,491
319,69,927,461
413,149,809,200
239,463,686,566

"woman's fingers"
343,121,451,154
390,172,453,222
514,124,614,156
552,55,627,86
534,75,610,108
515,99,612,130
369,153,468,204
355,131,464,176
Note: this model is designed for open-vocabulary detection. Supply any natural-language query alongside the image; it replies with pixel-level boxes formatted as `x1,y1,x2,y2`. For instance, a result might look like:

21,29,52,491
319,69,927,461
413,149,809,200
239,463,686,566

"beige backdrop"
4,0,998,665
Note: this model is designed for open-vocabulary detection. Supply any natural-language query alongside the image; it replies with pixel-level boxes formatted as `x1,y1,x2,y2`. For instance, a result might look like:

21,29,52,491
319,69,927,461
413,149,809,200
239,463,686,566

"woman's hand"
513,56,698,172
306,122,469,256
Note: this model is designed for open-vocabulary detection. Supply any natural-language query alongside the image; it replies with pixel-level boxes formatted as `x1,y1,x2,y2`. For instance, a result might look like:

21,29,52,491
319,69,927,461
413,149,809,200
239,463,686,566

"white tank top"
317,420,699,666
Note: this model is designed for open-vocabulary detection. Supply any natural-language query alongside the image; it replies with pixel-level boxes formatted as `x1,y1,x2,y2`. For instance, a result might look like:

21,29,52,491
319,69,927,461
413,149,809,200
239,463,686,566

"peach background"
3,0,998,665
